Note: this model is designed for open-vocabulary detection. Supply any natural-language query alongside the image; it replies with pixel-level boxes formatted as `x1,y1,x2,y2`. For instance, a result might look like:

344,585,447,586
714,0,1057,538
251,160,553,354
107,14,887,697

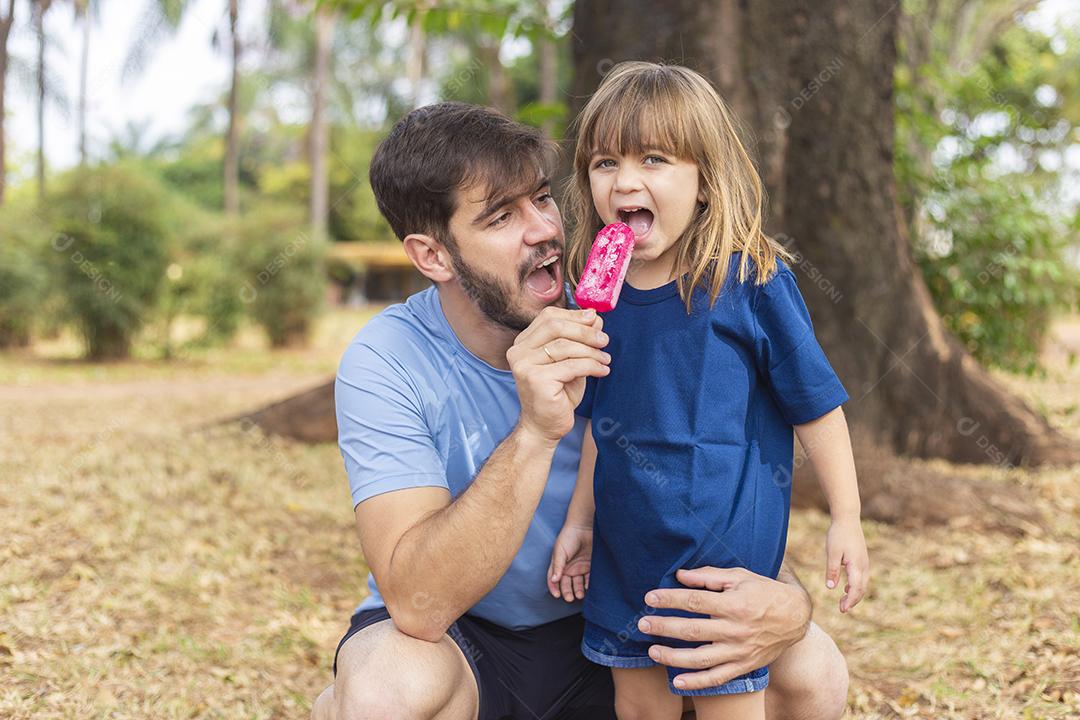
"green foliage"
896,5,1080,373
156,136,227,210
255,127,394,243
45,164,175,360
229,205,326,347
159,208,246,354
0,206,49,348
916,179,1079,374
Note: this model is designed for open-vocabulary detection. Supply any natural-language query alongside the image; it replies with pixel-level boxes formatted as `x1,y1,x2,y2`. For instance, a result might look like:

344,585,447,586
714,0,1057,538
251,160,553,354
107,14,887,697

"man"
312,102,848,720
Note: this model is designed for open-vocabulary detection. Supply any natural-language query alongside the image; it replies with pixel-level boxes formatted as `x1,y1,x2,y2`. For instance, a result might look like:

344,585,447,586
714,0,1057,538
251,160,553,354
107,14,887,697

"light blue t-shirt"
334,285,587,630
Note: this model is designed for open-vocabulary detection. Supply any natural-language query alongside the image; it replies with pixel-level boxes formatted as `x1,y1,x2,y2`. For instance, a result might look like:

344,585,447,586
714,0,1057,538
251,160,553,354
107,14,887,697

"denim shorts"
580,619,769,697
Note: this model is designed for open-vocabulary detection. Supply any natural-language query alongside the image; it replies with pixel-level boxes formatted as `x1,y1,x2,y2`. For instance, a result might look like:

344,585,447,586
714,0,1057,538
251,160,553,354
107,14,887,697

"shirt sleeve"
335,341,448,510
575,375,597,419
753,266,849,425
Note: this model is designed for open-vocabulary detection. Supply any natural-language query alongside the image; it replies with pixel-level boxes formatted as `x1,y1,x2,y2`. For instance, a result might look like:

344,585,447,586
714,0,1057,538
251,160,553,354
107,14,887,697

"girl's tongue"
624,209,654,237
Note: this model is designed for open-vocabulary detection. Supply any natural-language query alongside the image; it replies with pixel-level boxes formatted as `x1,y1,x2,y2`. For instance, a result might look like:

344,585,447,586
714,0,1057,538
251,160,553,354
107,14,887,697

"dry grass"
1,310,1077,719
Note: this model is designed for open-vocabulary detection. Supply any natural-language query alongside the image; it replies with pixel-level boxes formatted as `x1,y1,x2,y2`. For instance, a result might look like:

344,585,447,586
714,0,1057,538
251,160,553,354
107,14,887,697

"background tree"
896,0,1080,372
72,0,97,166
34,0,53,200
223,0,240,215
310,2,335,240
0,0,15,206
124,0,244,216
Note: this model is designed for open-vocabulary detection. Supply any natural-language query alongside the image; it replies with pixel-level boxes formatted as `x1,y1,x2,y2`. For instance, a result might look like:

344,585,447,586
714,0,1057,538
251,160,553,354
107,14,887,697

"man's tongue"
526,265,555,295
626,209,653,237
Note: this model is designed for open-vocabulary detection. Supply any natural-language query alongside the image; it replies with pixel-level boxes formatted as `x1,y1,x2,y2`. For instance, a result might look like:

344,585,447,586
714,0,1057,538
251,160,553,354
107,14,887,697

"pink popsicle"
574,222,636,312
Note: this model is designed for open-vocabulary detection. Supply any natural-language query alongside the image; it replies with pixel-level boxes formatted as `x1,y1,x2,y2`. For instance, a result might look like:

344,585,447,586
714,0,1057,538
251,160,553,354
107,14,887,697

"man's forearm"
383,424,558,640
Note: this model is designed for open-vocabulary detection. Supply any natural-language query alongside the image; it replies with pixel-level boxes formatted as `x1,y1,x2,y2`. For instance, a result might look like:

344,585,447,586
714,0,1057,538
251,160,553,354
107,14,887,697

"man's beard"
447,243,566,332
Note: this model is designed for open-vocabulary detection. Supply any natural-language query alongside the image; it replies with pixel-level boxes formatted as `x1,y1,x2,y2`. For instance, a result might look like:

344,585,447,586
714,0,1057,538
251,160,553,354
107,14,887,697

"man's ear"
402,233,454,283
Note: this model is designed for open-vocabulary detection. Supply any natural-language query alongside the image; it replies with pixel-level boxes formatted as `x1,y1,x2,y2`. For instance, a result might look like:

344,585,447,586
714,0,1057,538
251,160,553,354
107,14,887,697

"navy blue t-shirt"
575,256,848,638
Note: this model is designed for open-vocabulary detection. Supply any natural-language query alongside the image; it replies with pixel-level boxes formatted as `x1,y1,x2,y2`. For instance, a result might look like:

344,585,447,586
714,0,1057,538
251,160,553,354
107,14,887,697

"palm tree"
73,0,98,166
310,2,336,240
124,0,243,216
0,0,15,206
34,0,55,201
222,0,239,216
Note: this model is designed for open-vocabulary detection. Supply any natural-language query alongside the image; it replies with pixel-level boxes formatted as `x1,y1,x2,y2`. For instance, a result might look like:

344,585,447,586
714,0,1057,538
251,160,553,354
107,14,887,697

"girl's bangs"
583,86,695,161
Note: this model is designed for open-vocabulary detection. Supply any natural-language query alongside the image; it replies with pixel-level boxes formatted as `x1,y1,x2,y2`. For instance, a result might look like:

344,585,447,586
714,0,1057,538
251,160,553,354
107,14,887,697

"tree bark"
309,4,334,241
223,0,240,217
567,0,1078,469
0,0,14,206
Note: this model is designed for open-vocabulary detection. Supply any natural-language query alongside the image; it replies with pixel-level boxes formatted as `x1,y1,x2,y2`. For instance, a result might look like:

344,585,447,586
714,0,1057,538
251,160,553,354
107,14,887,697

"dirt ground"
1,310,1077,719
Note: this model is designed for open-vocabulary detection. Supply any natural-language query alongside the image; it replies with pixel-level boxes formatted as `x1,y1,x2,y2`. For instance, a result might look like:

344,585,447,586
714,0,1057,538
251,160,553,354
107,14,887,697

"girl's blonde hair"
565,61,793,312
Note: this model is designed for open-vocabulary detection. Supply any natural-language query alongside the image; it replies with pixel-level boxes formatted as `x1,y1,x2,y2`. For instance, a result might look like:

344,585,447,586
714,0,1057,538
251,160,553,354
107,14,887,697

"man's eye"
489,212,511,227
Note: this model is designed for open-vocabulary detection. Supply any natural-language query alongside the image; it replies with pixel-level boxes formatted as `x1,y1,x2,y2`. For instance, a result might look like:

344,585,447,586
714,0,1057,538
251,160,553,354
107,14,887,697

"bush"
45,164,175,360
229,206,325,347
0,206,49,348
160,209,245,354
915,178,1079,374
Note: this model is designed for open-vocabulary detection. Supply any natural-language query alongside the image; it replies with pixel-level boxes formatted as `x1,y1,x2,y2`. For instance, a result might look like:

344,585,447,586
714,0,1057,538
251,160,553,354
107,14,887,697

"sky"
2,0,1078,181
5,0,267,178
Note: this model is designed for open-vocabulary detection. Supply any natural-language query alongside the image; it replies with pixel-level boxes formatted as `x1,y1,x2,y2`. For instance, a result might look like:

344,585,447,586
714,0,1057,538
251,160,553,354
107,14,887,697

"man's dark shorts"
334,607,616,719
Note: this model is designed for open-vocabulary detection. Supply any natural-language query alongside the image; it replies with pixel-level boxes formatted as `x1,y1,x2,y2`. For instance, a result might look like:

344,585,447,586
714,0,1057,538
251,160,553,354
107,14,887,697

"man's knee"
332,619,477,720
766,621,849,720
311,685,334,720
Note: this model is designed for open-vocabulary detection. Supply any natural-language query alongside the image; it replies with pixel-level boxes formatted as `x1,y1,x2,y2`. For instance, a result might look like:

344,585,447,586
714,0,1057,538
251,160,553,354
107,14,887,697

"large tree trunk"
309,4,334,241
223,0,240,217
568,0,1078,469
0,0,14,206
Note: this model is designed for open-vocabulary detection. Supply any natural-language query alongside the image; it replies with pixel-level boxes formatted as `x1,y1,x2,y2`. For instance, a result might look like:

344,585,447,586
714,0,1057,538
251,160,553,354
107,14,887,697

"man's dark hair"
369,102,558,248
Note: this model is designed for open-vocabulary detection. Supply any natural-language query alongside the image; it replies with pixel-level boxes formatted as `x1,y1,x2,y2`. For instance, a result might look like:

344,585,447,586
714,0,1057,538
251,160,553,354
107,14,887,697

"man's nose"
521,201,559,245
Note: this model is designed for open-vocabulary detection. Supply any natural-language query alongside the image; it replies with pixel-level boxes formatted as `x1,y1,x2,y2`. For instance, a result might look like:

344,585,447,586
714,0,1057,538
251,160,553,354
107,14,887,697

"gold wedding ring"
543,345,555,363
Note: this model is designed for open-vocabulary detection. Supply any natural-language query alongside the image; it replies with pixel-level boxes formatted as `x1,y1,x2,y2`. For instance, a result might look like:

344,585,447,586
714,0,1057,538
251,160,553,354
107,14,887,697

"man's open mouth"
525,253,562,299
617,207,655,238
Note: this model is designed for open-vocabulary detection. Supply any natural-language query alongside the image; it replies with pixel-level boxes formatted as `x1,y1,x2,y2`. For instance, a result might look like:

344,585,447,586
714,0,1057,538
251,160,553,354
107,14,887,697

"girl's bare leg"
693,689,766,720
611,666,683,720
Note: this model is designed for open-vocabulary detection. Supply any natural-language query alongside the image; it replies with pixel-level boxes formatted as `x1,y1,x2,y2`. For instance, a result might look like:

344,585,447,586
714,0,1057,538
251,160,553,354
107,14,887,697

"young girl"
547,62,869,719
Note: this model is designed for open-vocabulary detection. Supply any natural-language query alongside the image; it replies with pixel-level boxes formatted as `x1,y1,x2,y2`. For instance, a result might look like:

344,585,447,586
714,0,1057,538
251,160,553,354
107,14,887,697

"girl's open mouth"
618,208,654,239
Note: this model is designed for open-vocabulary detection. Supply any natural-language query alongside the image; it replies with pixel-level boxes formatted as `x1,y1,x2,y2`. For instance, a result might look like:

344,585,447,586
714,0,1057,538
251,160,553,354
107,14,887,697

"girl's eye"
644,155,667,165
593,158,616,169
535,193,554,205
